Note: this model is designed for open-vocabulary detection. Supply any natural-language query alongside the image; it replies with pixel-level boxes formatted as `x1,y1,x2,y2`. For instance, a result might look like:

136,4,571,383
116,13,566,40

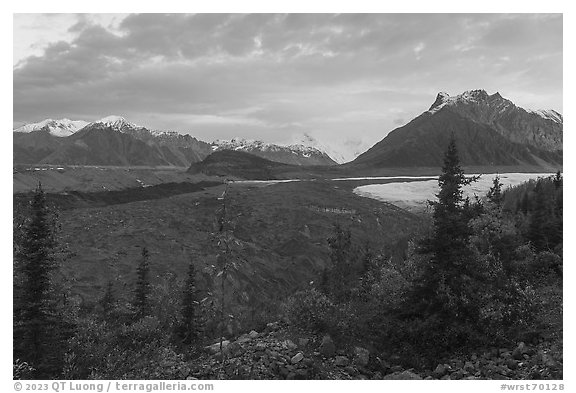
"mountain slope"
13,128,66,164
42,124,171,166
352,90,562,170
212,138,337,166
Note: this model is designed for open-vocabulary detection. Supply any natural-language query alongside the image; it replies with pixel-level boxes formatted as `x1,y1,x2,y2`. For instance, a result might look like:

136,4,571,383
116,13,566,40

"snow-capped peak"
427,89,516,114
13,118,89,137
212,137,326,155
92,115,142,131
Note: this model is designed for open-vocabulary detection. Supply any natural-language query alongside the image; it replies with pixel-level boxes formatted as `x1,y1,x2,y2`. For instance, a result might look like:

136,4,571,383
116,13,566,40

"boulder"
433,364,448,378
298,338,310,347
205,340,230,355
383,370,422,380
284,339,298,351
291,352,304,364
266,322,280,331
248,330,259,339
334,356,350,367
319,335,336,358
512,342,530,360
353,347,370,367
227,341,243,358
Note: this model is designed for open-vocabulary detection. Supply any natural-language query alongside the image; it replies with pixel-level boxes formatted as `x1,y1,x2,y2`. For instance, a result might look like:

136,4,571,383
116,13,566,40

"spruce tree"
133,247,151,320
13,183,67,378
178,262,199,344
413,137,479,319
487,176,504,205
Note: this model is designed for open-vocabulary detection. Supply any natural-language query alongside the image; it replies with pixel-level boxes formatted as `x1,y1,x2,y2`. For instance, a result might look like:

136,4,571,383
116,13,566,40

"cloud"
13,13,563,144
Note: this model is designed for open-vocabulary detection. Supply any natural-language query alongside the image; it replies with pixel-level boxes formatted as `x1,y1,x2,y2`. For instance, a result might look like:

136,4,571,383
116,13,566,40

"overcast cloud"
13,13,562,146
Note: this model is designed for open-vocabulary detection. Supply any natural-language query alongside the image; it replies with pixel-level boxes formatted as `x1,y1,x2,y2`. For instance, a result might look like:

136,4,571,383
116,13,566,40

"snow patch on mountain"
212,137,325,156
525,109,563,124
14,118,89,137
288,133,372,164
428,90,562,124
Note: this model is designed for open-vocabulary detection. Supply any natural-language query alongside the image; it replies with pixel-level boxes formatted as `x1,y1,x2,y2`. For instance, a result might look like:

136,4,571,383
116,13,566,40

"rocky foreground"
185,322,563,380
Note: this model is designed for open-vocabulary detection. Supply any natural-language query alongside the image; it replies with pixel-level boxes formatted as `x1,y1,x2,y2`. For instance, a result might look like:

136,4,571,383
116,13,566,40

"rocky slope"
187,321,562,380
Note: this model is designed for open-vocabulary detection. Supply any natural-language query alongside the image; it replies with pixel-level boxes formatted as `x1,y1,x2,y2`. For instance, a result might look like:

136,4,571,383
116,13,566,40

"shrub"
284,288,336,333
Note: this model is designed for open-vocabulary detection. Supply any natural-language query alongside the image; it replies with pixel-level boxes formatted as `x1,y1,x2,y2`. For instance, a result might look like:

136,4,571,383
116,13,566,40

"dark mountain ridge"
352,90,562,170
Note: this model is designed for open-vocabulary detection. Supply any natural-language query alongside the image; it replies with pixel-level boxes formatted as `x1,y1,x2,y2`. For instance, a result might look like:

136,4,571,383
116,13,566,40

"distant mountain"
14,118,89,137
288,133,371,164
352,90,562,170
41,122,171,166
13,115,213,166
13,128,66,164
212,137,337,166
188,150,293,180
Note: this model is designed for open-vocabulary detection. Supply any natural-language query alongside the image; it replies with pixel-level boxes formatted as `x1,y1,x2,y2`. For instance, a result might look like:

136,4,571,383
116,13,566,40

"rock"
353,347,370,367
383,370,422,380
451,370,464,380
390,365,403,373
205,340,230,355
334,356,350,367
295,369,309,379
266,322,280,331
248,330,259,339
541,354,558,368
298,338,310,347
291,352,304,364
255,342,267,351
464,361,475,372
433,364,448,378
345,366,357,375
371,371,383,380
506,359,518,370
236,335,251,344
227,341,243,357
284,339,298,350
319,335,336,358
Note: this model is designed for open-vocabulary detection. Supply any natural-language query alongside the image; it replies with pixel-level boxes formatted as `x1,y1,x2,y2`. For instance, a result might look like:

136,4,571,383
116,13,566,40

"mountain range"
13,89,562,173
13,116,333,167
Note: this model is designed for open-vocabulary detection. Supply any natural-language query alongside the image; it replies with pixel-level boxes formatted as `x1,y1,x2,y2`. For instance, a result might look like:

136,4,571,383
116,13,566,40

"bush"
284,288,336,333
64,316,191,379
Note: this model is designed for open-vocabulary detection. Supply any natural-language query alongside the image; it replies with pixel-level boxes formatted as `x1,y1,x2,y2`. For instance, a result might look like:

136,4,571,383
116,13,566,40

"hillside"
352,90,562,171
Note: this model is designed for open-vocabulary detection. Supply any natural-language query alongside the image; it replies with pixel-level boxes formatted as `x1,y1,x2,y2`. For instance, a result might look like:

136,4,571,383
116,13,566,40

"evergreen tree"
133,247,151,320
178,262,200,344
487,175,504,205
413,137,480,319
13,183,67,378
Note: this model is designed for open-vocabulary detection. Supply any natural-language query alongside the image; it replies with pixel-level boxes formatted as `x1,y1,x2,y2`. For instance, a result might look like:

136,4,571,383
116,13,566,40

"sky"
13,13,563,149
